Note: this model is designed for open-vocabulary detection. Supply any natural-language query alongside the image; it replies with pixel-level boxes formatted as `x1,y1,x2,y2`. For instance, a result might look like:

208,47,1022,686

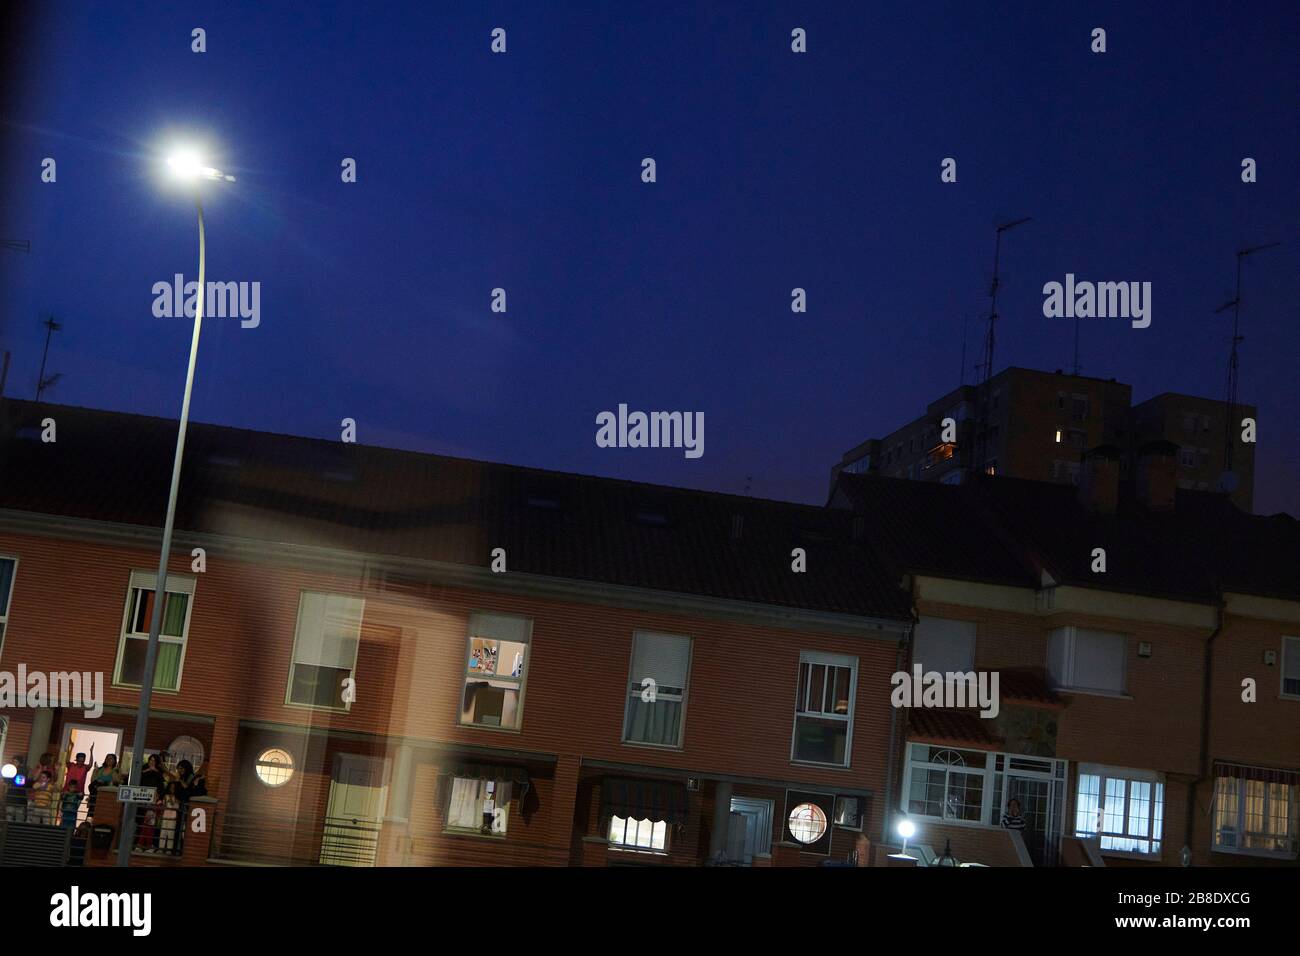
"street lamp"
897,818,916,856
115,147,233,866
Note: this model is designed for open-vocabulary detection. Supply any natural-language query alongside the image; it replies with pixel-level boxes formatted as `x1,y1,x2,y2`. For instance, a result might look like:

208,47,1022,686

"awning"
1213,761,1299,787
601,777,690,825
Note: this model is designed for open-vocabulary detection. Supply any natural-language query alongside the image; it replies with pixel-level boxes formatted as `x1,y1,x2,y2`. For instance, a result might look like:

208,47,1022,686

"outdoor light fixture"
118,140,234,867
897,818,916,856
165,150,235,182
1,763,15,780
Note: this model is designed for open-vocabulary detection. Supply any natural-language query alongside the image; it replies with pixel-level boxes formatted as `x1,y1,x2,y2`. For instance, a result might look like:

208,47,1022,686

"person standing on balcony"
1001,798,1026,832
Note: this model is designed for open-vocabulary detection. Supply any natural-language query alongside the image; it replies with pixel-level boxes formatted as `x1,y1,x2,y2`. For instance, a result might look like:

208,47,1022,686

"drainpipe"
1187,597,1224,866
881,610,915,846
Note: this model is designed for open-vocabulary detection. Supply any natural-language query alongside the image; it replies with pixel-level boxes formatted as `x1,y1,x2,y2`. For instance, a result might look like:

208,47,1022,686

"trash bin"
91,824,115,850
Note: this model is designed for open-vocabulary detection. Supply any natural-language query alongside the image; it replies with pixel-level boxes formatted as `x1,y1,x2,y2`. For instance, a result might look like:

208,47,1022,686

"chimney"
1078,445,1121,514
1136,440,1179,511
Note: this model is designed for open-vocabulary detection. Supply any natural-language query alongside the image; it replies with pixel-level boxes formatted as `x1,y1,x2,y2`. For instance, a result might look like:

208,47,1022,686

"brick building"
0,397,1295,867
830,367,1257,511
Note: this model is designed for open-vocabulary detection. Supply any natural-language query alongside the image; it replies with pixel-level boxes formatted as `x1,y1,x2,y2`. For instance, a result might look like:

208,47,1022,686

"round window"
166,735,205,773
788,802,828,844
254,748,295,787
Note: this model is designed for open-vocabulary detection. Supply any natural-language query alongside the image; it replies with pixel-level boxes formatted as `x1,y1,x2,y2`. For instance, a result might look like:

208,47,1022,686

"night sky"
2,1,1298,515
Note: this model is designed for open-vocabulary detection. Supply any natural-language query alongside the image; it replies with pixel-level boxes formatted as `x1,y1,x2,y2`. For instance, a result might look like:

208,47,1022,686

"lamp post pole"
116,194,206,866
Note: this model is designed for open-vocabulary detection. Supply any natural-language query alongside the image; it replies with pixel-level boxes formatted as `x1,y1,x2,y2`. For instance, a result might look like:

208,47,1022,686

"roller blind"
913,617,976,673
294,593,364,669
629,631,691,691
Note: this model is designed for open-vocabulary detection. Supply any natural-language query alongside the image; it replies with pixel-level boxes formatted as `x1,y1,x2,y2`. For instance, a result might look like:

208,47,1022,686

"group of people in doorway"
3,748,208,855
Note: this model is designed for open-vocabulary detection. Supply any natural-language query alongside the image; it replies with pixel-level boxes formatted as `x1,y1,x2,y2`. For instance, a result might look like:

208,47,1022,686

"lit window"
906,746,987,822
287,593,364,709
255,748,294,787
1213,770,1297,858
609,816,667,851
1074,765,1164,855
115,571,196,692
461,612,532,729
791,651,857,766
788,803,828,844
446,777,510,834
1055,429,1062,443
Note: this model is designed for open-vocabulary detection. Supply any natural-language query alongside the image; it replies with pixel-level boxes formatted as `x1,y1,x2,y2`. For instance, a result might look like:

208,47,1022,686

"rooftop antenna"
35,314,63,402
1214,241,1281,479
1,239,31,253
973,217,1031,474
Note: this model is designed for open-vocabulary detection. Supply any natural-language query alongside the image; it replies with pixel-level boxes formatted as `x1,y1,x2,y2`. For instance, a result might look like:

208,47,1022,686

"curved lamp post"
116,152,234,866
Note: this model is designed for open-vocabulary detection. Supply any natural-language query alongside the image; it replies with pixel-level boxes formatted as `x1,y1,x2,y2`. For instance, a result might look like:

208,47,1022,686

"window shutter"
294,593,363,668
469,612,530,645
913,617,976,673
1072,629,1126,692
630,632,690,690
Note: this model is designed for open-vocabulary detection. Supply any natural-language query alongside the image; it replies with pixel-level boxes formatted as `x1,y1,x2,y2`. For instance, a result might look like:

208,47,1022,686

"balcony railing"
213,810,381,866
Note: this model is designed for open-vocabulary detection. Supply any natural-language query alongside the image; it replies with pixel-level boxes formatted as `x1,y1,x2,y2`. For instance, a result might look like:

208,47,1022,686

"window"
0,556,15,656
1074,766,1164,855
255,748,294,787
609,816,667,851
834,795,863,831
788,803,827,844
1048,626,1126,694
791,651,857,766
1054,429,1062,443
1282,638,1300,698
1178,447,1197,468
446,777,510,835
912,617,975,674
906,745,989,822
1071,395,1089,422
1213,771,1298,858
623,630,691,747
165,735,205,774
287,592,364,709
1067,429,1087,450
461,612,532,729
114,571,196,691
784,789,835,853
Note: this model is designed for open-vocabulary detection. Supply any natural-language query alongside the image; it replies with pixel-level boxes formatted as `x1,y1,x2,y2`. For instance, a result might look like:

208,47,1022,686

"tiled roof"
834,470,1300,605
997,668,1062,708
907,709,1001,749
0,399,912,621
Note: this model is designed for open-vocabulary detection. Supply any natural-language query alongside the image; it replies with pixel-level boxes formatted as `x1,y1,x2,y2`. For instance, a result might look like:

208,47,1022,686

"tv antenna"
1213,241,1281,477
973,217,1031,474
36,314,63,402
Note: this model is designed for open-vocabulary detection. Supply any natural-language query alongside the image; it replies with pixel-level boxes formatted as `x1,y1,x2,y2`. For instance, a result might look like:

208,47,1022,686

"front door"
1003,773,1054,866
320,754,387,867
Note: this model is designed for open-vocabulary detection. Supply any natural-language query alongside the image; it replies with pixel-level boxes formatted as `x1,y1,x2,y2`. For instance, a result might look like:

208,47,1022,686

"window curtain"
624,696,681,746
447,778,512,830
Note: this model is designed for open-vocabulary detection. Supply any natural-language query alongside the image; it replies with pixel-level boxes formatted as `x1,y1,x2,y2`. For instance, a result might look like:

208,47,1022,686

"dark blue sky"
3,1,1298,514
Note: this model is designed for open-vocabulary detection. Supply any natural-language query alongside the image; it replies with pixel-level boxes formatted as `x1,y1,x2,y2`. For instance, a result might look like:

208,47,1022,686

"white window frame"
790,650,857,768
1047,626,1128,696
621,630,692,749
1073,764,1165,857
1212,772,1299,859
459,611,533,731
1281,637,1300,701
902,744,996,826
113,570,197,692
285,591,365,712
608,815,669,854
0,554,16,660
444,776,511,837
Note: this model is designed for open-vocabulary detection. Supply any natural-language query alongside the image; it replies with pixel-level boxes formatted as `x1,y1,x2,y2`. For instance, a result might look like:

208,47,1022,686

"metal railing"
213,810,380,867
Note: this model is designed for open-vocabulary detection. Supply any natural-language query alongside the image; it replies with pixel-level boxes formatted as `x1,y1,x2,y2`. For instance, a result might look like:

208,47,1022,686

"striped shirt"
1001,812,1026,830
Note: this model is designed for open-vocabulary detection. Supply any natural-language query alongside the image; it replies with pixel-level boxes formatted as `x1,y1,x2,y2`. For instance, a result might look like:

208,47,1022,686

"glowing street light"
1,763,16,780
897,818,916,856
117,143,233,866
166,151,236,182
